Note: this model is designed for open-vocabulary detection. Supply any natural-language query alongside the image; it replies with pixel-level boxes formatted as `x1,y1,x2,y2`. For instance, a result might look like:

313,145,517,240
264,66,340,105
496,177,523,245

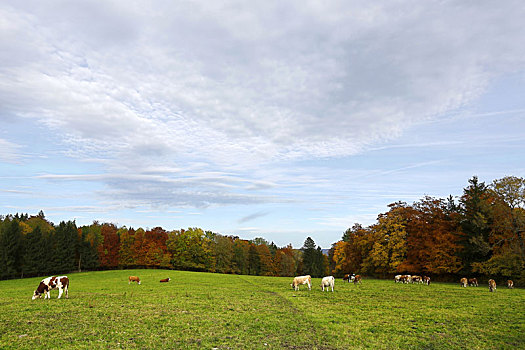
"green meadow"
0,270,523,349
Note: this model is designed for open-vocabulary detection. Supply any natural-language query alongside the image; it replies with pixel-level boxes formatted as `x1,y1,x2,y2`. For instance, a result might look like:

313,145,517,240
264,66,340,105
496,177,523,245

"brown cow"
353,275,362,284
423,276,431,285
160,278,171,283
291,275,311,291
488,279,496,292
460,277,468,287
468,278,478,287
128,276,141,285
507,280,514,289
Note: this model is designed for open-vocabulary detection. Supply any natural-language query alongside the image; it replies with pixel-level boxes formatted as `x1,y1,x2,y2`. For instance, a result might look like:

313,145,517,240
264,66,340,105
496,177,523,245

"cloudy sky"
1,1,524,248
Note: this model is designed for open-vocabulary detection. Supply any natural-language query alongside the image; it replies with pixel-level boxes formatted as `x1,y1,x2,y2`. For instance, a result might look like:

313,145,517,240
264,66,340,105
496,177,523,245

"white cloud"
0,138,23,163
1,0,524,208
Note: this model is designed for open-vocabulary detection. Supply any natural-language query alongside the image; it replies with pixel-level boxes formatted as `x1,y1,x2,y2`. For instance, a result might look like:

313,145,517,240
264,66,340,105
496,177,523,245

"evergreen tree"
301,237,318,276
459,176,492,274
52,221,77,273
0,218,23,279
22,226,46,276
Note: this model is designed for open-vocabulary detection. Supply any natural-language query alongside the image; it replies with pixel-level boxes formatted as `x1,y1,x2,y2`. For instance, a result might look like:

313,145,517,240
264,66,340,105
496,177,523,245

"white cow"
291,275,312,291
321,276,335,292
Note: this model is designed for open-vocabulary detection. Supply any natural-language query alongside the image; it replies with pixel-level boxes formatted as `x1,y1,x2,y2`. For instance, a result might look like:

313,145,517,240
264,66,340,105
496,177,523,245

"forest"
1,176,524,284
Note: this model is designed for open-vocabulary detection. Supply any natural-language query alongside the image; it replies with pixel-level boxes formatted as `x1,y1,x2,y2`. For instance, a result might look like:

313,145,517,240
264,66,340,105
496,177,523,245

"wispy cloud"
238,211,270,224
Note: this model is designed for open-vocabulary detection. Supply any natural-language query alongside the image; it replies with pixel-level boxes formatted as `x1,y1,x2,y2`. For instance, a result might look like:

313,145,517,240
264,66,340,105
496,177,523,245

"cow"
343,274,355,283
129,276,141,285
468,278,478,287
32,276,69,300
291,275,311,291
394,275,402,283
423,276,431,285
353,275,362,284
488,279,496,292
321,276,335,292
160,278,171,283
412,276,422,284
403,275,412,284
460,277,468,287
507,280,514,289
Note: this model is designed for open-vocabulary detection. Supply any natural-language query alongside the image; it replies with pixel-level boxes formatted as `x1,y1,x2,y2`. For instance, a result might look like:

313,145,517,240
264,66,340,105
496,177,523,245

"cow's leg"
65,285,69,299
58,287,63,299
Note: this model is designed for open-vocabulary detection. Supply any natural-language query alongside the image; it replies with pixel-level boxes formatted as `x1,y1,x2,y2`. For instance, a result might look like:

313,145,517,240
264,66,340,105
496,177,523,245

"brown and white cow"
291,275,311,291
129,276,141,285
353,275,362,284
488,279,496,292
394,275,402,283
412,276,422,284
32,276,69,300
460,277,468,287
321,276,335,292
160,278,171,283
507,280,514,289
468,278,478,287
423,276,431,285
343,274,355,283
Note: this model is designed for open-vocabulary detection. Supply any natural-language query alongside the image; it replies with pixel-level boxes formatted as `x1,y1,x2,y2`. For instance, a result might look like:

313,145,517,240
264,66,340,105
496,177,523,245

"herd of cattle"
31,273,515,299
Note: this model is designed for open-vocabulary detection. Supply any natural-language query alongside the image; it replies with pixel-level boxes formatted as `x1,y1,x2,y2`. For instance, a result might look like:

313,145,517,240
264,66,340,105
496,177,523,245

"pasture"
0,270,524,349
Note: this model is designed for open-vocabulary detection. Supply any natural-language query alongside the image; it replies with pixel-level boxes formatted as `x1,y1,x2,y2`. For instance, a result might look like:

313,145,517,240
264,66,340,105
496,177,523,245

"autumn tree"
213,235,235,274
167,228,213,271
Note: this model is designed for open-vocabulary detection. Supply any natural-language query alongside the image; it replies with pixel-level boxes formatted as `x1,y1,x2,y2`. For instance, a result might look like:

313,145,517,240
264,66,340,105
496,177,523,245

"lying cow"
291,275,311,291
32,276,69,300
321,276,335,292
460,277,468,287
129,276,141,285
423,276,431,285
353,275,362,284
343,274,355,283
468,278,478,287
160,278,171,283
507,280,514,289
488,279,496,292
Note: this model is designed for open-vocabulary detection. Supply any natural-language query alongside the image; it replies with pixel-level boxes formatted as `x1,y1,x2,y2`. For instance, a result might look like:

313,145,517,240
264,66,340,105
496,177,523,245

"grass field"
1,270,524,349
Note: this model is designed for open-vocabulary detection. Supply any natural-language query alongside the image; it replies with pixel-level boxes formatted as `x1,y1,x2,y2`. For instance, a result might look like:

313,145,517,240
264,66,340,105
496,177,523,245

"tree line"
1,175,523,284
330,176,525,284
0,211,327,280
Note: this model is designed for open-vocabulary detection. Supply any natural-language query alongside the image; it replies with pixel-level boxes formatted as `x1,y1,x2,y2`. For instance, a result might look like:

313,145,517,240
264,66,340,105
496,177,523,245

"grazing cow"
394,275,403,283
404,275,412,284
488,279,496,292
129,276,141,285
468,278,478,287
160,278,171,283
353,275,362,284
343,274,355,283
423,276,431,285
507,280,514,289
460,277,468,287
291,275,312,291
321,276,335,292
412,276,422,284
32,276,69,300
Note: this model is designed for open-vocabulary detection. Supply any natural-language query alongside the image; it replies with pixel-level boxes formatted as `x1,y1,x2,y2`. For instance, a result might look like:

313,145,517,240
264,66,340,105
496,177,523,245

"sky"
1,1,524,248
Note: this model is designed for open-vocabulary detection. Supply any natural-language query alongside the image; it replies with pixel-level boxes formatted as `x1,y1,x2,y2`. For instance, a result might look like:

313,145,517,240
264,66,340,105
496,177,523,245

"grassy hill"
1,270,523,349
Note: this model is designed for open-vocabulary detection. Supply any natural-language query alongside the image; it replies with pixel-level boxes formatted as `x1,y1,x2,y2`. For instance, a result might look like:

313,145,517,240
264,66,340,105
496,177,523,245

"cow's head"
32,290,42,300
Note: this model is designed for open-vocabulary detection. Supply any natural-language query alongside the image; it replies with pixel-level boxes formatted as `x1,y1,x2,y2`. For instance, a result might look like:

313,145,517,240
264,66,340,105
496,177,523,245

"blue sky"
1,1,524,248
